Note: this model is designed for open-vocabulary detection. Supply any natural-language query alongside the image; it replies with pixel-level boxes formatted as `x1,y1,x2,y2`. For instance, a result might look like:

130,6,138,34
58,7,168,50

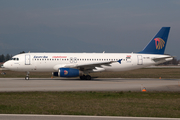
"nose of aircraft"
3,62,10,69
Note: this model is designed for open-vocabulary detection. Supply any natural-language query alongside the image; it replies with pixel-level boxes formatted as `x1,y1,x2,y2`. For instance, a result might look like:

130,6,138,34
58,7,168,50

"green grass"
0,91,180,117
1,68,180,78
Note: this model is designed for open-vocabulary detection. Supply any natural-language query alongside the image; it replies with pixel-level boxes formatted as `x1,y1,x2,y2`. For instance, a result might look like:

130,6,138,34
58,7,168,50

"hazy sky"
0,0,180,58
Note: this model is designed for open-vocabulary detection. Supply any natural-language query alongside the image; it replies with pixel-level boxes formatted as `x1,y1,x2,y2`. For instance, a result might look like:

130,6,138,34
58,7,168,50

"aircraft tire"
80,75,86,80
86,75,91,80
25,76,29,80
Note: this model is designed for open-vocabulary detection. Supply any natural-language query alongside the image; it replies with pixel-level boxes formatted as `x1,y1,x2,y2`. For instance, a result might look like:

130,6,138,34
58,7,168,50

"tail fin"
138,27,170,54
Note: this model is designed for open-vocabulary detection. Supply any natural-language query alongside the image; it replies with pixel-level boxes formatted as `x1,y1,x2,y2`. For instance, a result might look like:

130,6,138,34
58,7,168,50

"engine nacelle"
53,68,82,77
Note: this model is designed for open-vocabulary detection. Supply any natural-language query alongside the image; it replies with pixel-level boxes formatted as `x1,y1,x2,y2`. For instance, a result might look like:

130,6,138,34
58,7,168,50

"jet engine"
53,68,83,77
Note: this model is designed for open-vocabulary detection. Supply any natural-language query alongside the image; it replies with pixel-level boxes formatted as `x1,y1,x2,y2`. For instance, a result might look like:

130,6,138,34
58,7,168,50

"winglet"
138,27,170,54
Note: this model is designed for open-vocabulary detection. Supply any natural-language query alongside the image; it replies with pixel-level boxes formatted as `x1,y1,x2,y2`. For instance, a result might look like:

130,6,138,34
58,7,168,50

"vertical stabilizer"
139,27,170,54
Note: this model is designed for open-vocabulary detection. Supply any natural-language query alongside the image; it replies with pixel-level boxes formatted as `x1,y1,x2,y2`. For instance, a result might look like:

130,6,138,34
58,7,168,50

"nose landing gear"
25,71,29,80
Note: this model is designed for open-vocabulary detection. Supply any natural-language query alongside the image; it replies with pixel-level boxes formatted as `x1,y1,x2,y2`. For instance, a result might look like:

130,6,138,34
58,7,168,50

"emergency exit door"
25,55,31,65
137,55,143,65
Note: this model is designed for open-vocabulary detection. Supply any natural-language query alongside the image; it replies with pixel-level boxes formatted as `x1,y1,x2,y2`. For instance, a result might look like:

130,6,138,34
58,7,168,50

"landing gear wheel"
25,71,30,80
86,75,91,80
80,75,86,80
25,76,29,80
80,75,92,80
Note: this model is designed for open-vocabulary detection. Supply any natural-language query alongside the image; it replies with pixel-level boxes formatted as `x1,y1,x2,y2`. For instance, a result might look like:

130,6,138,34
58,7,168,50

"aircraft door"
70,57,77,63
137,55,143,65
74,57,77,63
70,57,73,63
25,55,31,65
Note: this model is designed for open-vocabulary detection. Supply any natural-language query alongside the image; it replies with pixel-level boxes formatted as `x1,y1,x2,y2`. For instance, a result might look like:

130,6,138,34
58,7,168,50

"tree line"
0,54,12,62
0,51,25,62
161,57,180,65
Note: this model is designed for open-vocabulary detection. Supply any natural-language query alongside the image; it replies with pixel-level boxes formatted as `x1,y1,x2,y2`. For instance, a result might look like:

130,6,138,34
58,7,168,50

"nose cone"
3,62,10,70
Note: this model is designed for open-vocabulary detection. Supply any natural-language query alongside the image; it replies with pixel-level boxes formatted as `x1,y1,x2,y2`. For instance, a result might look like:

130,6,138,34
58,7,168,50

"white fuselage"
3,53,172,73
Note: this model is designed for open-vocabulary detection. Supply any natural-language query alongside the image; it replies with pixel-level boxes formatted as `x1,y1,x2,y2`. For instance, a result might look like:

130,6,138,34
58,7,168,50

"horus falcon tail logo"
154,38,165,50
64,70,68,75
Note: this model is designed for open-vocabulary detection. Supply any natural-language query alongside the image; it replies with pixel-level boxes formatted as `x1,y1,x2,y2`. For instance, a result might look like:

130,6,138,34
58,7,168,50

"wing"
53,59,122,72
66,61,116,71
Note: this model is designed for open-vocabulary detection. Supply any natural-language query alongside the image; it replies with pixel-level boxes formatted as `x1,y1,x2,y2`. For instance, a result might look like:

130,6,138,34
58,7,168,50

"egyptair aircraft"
3,27,173,80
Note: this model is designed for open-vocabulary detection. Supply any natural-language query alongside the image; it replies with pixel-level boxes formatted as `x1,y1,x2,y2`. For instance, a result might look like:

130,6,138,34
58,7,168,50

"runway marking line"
0,114,178,119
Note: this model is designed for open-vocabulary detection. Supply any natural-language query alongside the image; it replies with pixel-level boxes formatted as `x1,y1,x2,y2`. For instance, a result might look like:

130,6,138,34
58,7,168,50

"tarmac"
0,78,180,92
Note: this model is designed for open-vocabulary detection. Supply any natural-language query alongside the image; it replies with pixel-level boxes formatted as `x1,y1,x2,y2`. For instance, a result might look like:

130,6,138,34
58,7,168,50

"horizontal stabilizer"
152,56,173,62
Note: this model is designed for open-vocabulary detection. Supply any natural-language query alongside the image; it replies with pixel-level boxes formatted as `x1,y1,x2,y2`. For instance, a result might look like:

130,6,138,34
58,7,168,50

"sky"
0,0,180,59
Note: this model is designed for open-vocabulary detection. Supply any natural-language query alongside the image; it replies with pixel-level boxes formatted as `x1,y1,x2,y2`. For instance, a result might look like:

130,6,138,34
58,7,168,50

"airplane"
3,27,173,80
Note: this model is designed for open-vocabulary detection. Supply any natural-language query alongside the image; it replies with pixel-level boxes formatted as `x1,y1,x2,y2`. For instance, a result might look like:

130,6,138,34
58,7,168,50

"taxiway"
0,78,180,92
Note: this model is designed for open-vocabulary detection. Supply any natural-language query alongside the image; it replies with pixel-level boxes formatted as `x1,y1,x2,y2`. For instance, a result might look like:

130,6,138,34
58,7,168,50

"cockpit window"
11,58,19,61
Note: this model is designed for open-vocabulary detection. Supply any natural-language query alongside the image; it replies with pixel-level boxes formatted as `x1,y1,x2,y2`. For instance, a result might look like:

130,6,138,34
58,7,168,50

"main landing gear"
25,71,30,80
80,75,91,80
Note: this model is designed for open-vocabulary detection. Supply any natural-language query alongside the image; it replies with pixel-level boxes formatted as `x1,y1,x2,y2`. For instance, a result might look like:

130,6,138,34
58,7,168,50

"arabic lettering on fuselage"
34,56,48,58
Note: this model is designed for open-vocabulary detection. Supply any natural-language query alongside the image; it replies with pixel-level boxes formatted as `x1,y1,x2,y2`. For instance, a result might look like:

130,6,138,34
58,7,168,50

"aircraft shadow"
13,77,129,82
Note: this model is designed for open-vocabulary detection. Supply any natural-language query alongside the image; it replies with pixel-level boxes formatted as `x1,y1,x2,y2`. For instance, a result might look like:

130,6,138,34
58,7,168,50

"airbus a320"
3,27,173,80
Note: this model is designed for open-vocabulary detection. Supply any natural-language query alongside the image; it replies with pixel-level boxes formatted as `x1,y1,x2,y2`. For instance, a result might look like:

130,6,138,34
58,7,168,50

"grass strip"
0,91,180,118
